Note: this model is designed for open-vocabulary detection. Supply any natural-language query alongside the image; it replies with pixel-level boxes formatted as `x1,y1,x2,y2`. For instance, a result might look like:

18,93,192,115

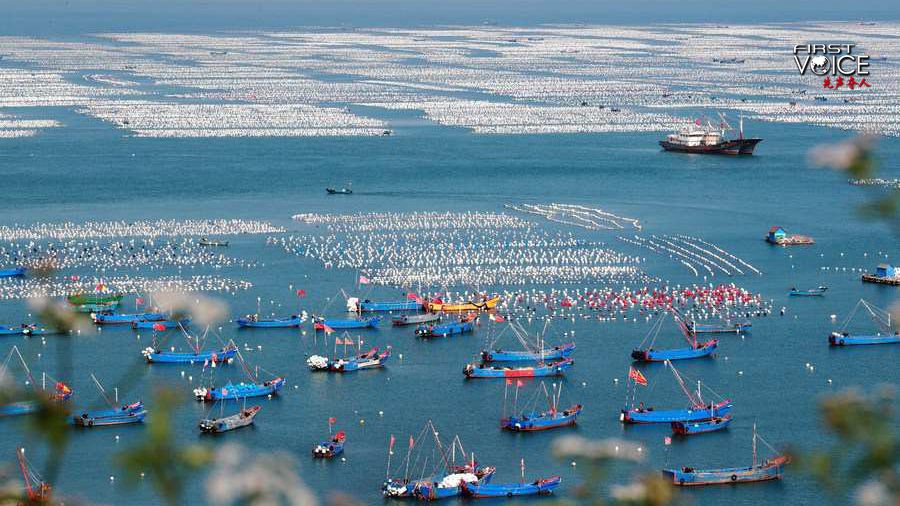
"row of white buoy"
620,234,760,277
506,203,641,231
0,219,283,241
0,275,251,300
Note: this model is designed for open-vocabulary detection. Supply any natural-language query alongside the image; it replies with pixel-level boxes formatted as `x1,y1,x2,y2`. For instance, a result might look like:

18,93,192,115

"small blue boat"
72,302,120,314
308,347,392,372
236,315,302,328
664,425,788,485
829,299,899,347
312,430,346,458
632,339,718,362
464,358,573,379
461,475,561,498
503,404,582,431
482,342,575,362
316,316,380,330
71,401,145,427
194,377,286,402
416,320,474,338
143,343,238,364
348,296,422,313
672,415,733,435
132,318,190,330
0,267,26,278
92,312,167,325
0,324,36,336
789,286,828,297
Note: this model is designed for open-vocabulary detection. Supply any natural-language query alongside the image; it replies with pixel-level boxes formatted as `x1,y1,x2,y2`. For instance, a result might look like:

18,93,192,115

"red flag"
328,417,336,425
409,435,415,449
323,325,335,335
516,380,524,388
359,275,370,285
695,118,702,126
406,292,419,300
629,366,648,387
296,289,306,297
389,434,396,451
664,436,672,446
506,379,513,386
494,314,506,323
152,323,166,332
135,297,145,305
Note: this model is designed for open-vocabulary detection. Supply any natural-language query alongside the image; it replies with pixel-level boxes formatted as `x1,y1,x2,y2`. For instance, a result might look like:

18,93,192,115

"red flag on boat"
406,292,419,300
629,366,648,387
135,297,145,305
96,283,106,291
323,325,335,334
296,289,306,297
409,435,415,449
152,323,166,332
664,436,672,446
695,118,702,126
328,417,336,425
389,434,396,452
359,275,370,285
494,314,506,323
516,380,525,388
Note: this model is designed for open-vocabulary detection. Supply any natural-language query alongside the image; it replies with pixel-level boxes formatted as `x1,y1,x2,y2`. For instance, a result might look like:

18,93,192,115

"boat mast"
752,423,758,467
17,448,36,500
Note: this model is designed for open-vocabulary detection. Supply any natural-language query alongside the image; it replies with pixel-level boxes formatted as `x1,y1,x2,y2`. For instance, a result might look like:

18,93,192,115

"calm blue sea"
1,5,900,504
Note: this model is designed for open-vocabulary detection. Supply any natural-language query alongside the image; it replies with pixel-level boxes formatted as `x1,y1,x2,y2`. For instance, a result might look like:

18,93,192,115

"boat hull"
632,340,718,362
672,415,732,435
357,300,422,312
659,138,762,155
417,321,473,338
829,332,900,346
461,476,561,497
428,296,500,312
92,313,166,325
236,316,301,328
393,313,441,326
195,377,286,402
483,342,576,362
317,317,380,329
502,405,582,431
464,358,573,378
622,401,733,424
664,456,788,486
0,267,26,278
144,346,237,364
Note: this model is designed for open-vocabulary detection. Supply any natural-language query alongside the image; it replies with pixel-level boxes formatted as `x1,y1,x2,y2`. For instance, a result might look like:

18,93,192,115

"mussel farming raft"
861,264,900,286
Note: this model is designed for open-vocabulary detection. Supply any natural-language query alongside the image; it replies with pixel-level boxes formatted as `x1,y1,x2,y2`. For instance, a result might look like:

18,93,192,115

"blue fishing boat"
132,318,190,330
664,425,788,486
143,343,238,364
464,358,573,379
0,267,26,278
312,430,346,458
483,342,575,363
672,415,733,435
0,324,42,336
688,321,751,334
0,346,73,417
308,346,392,372
621,362,732,424
315,316,380,330
502,382,582,431
194,377,285,402
461,475,561,498
347,296,422,312
416,319,474,338
829,299,899,346
393,312,441,326
789,286,828,297
72,302,120,314
236,314,302,328
71,401,145,427
632,312,718,362
92,312,166,325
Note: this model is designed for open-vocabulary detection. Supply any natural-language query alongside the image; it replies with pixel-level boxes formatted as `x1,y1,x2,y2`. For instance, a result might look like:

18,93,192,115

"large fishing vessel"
660,114,761,155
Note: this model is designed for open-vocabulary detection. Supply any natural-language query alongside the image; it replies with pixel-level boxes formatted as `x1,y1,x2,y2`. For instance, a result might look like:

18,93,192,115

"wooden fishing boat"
199,405,261,433
67,293,124,306
194,377,285,402
143,343,237,364
664,425,788,486
17,447,51,503
621,362,732,424
348,296,422,312
789,286,828,297
0,267,26,278
416,320,474,338
72,402,146,427
0,347,73,417
427,295,500,312
483,342,576,363
92,312,166,325
829,299,899,347
236,314,302,328
461,475,561,498
132,318,190,330
672,415,733,435
199,238,229,247
392,312,441,326
315,316,380,329
308,347,392,372
632,312,718,362
632,339,718,362
312,431,345,458
464,358,573,379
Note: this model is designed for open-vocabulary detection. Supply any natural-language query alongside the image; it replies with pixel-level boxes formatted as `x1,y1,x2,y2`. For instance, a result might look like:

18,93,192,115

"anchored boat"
236,314,302,328
621,362,732,424
92,312,166,325
789,286,828,297
17,448,51,503
315,316,380,330
461,475,561,498
347,295,422,312
631,312,718,362
0,267,26,278
663,424,788,485
464,357,573,379
312,430,346,458
482,320,575,363
142,327,237,364
672,414,733,435
416,318,474,338
70,375,145,427
199,405,261,433
392,312,441,326
659,113,761,155
501,382,582,432
427,294,500,312
829,299,899,346
193,350,285,402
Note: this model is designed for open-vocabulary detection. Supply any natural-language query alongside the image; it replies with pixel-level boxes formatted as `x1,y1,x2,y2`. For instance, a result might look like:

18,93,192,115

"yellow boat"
428,295,501,312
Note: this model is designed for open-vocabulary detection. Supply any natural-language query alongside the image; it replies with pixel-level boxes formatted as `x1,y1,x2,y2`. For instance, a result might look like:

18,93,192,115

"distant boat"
464,358,573,379
416,319,474,338
312,430,345,458
67,293,124,306
199,405,261,433
501,382,582,432
621,362,732,424
132,318,190,330
481,321,575,362
672,415,733,435
193,348,285,402
0,267,26,278
660,113,761,155
70,376,145,427
307,334,392,372
0,324,47,337
315,316,380,330
143,327,237,364
789,286,828,297
663,424,788,485
347,296,422,312
199,238,229,247
326,182,353,195
392,312,441,326
427,295,500,312
236,314,302,328
631,312,718,362
829,299,899,346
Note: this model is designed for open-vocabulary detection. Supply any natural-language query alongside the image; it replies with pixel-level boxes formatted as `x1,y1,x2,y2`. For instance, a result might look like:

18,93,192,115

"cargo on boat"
312,430,345,458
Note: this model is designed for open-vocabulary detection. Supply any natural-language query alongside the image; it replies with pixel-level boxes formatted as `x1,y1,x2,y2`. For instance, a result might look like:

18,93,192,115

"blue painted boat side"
321,317,380,329
236,315,302,328
462,476,561,497
622,400,733,424
0,267,26,278
131,318,190,329
196,377,286,401
144,345,237,363
829,332,900,346
358,300,421,312
663,456,788,486
93,312,166,324
416,321,473,337
672,415,733,435
633,340,717,362
483,342,576,362
502,405,582,431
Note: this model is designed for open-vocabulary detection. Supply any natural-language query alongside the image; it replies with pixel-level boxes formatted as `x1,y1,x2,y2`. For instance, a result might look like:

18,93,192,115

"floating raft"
765,227,814,245
861,264,900,285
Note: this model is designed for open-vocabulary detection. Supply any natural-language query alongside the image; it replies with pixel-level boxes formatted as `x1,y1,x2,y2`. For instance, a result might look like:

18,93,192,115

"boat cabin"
767,227,786,243
875,264,896,278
